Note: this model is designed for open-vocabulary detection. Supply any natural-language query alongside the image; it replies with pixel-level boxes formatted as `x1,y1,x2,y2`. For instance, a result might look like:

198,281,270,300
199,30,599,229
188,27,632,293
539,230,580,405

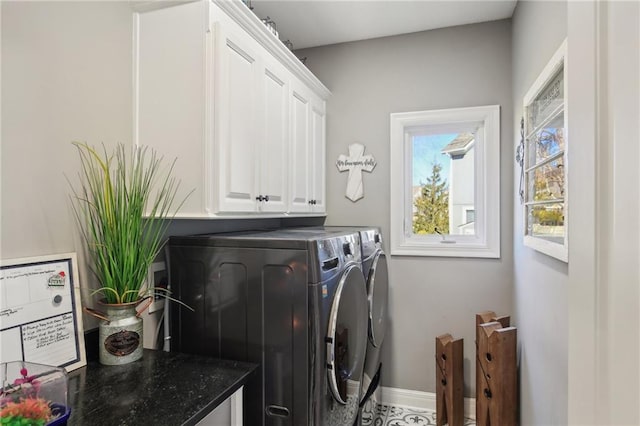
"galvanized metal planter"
96,300,144,365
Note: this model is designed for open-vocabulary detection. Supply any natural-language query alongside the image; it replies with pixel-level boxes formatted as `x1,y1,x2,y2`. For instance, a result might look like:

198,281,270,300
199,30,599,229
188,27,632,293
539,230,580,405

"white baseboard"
379,386,476,420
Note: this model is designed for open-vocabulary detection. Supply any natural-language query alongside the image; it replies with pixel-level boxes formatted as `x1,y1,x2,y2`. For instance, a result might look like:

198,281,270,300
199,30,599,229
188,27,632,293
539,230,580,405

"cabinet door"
213,19,261,212
288,79,312,212
309,99,326,213
259,56,289,213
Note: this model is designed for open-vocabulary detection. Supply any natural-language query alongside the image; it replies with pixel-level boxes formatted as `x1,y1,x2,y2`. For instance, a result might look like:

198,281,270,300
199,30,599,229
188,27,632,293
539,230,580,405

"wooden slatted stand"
436,334,464,426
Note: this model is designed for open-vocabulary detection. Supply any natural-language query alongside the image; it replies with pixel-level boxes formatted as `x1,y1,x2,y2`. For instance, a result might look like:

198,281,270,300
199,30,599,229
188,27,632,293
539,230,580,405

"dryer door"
368,250,388,348
326,264,368,405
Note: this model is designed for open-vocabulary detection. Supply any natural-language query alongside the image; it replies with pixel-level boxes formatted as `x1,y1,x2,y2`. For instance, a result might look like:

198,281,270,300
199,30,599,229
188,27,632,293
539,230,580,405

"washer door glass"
326,264,368,405
368,251,388,348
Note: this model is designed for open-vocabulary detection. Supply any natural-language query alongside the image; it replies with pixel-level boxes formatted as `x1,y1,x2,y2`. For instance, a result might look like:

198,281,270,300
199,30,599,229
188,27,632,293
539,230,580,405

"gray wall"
511,1,568,425
298,19,514,396
1,1,134,314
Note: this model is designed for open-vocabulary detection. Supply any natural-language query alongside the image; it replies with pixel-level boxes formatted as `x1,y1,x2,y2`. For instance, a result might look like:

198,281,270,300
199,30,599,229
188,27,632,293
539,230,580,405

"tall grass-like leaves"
70,142,184,304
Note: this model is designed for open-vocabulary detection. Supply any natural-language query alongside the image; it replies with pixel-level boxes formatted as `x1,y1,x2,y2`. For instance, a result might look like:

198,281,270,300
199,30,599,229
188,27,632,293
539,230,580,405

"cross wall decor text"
336,143,376,202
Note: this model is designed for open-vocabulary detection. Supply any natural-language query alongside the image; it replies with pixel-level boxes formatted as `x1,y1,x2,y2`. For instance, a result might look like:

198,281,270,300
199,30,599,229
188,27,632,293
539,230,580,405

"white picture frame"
0,252,87,371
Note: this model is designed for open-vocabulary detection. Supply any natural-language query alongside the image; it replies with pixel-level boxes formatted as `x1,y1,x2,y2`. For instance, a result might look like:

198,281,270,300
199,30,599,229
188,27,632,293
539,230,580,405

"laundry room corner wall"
511,1,568,424
297,19,514,397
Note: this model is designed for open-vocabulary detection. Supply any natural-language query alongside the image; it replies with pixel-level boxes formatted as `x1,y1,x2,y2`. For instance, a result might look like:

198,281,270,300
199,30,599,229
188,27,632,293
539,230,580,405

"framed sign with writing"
0,253,86,371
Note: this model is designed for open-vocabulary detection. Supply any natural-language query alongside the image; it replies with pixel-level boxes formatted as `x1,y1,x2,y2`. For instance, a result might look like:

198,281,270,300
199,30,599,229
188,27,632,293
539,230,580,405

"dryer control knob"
343,242,353,256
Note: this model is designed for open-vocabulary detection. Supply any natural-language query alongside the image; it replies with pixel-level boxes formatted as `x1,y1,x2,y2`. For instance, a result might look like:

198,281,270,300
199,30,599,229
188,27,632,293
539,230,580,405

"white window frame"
522,39,568,262
389,105,500,258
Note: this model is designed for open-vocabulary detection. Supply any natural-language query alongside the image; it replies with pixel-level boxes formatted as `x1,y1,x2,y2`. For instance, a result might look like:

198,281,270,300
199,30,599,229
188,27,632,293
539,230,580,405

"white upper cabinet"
133,0,329,217
258,54,290,213
213,13,261,212
309,99,326,212
135,1,209,217
288,77,326,213
288,78,312,213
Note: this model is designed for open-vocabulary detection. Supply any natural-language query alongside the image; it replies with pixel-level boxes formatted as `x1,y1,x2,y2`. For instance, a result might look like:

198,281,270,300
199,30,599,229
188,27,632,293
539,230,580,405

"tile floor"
361,400,476,426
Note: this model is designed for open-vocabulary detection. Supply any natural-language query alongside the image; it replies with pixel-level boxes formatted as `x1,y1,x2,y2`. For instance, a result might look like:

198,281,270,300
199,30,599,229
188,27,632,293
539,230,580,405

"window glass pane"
527,116,565,166
526,203,565,243
412,132,475,236
526,157,565,202
527,66,564,130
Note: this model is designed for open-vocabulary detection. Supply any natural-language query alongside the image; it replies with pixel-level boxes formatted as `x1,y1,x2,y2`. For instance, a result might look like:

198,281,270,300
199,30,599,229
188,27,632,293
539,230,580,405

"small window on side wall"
522,39,568,262
389,105,501,258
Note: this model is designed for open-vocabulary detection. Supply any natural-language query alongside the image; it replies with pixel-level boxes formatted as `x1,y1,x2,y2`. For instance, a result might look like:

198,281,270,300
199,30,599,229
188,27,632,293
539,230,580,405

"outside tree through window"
412,132,475,236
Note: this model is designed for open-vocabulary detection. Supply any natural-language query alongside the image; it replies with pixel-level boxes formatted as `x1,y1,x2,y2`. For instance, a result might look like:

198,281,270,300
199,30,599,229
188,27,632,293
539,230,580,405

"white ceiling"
250,0,518,50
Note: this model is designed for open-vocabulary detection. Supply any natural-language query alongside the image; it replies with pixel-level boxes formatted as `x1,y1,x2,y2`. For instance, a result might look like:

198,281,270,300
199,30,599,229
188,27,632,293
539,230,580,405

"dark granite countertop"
66,349,257,426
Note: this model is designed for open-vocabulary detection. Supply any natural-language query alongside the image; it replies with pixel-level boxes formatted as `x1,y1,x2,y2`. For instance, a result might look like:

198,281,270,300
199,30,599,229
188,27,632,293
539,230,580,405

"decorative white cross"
336,143,376,202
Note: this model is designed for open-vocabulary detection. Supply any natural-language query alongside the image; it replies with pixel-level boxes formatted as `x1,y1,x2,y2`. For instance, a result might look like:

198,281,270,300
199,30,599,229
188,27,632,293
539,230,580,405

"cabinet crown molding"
215,0,331,100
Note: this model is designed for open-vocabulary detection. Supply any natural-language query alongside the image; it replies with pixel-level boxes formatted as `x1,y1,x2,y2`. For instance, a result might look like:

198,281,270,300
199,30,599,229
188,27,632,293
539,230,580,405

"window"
390,105,500,258
522,39,568,262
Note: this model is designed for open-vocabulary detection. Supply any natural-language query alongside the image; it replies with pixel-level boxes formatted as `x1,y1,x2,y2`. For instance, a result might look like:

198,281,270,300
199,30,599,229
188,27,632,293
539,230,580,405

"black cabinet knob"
264,195,269,202
256,195,264,202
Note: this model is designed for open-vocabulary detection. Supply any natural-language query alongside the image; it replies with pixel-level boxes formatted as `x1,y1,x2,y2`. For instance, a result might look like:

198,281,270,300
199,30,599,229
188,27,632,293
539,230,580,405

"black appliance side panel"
169,251,208,355
217,262,250,361
262,253,308,426
169,247,249,357
169,245,308,426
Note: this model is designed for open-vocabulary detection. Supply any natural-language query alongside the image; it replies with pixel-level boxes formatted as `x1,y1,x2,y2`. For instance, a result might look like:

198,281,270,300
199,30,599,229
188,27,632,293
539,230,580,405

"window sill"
390,240,500,259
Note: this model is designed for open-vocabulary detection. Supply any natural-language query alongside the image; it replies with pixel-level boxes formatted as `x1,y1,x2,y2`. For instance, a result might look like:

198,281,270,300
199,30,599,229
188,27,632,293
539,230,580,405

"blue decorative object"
47,403,71,426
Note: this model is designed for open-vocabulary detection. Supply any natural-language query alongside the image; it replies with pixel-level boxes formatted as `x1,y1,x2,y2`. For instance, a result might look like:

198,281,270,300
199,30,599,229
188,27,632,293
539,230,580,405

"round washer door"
326,264,368,405
368,251,388,348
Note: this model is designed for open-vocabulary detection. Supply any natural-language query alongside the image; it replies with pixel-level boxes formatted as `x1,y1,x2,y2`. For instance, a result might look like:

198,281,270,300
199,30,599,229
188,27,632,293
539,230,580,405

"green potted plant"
69,142,188,365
